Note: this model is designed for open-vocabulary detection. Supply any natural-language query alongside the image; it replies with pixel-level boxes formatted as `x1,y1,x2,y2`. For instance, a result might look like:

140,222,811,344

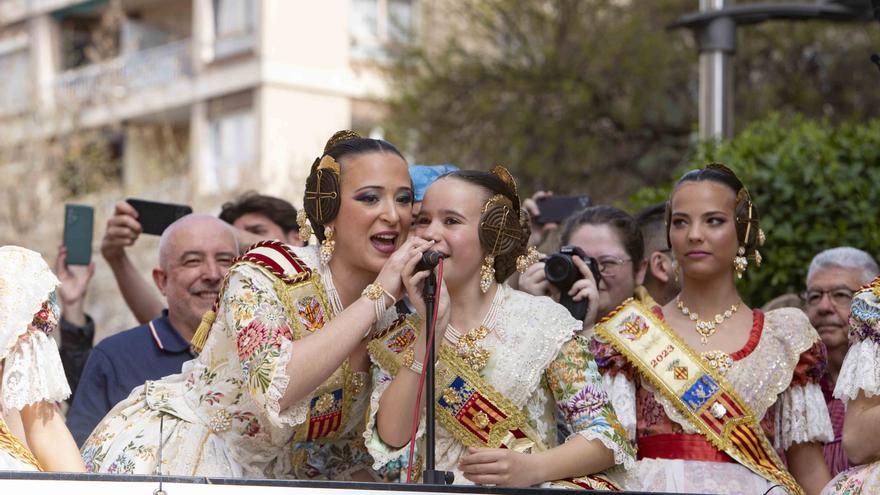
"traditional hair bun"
479,195,523,258
324,130,362,154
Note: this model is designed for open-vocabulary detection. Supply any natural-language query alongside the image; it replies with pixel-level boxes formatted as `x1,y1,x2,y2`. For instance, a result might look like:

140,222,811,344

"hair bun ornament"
324,129,362,154
488,165,520,211
479,194,523,258
304,155,341,226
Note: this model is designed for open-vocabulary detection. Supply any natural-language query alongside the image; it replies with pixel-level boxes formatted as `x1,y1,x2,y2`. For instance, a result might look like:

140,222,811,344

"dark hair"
560,205,644,268
303,131,408,242
666,164,761,256
442,170,530,283
219,192,298,234
635,202,668,256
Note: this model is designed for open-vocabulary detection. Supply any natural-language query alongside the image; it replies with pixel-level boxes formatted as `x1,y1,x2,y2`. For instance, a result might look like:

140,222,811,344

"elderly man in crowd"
66,214,238,446
803,247,879,477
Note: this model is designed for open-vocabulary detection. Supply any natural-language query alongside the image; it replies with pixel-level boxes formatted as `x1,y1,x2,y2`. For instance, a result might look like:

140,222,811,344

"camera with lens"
544,245,602,321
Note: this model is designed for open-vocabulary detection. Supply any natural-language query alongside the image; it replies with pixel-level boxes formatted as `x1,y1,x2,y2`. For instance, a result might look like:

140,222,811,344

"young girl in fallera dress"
365,167,634,489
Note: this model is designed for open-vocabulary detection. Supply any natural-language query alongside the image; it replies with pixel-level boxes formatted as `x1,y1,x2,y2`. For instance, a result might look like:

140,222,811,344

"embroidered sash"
595,299,804,495
0,418,41,470
434,345,620,491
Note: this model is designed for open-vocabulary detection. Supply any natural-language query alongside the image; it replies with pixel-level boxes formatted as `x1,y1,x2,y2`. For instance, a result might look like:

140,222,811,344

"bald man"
67,214,238,446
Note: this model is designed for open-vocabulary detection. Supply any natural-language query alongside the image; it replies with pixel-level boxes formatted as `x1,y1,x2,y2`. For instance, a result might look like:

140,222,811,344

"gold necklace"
447,325,491,371
675,296,741,345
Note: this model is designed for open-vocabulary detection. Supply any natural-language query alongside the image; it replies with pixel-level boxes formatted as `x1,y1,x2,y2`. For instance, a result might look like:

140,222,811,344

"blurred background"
0,0,878,335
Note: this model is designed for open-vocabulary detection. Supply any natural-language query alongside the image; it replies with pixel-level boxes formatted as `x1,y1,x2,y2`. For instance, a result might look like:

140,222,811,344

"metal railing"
54,39,193,104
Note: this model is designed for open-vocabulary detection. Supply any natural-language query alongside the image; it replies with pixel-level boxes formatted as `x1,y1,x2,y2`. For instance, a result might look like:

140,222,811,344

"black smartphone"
126,198,193,236
63,204,94,265
535,195,592,225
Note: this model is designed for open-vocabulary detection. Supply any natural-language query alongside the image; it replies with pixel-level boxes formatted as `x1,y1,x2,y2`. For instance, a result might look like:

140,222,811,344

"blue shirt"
66,310,194,447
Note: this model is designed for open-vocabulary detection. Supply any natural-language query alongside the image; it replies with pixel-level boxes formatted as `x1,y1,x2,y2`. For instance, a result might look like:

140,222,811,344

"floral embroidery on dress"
29,291,59,334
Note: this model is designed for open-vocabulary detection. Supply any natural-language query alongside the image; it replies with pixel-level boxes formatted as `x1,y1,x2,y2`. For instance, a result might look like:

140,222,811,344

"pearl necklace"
675,296,741,345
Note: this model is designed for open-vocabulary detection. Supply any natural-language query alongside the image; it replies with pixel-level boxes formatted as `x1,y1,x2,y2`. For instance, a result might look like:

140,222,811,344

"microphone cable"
405,258,444,483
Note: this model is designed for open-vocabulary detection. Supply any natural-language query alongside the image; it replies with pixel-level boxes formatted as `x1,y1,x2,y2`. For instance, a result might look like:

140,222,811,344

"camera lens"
544,254,573,285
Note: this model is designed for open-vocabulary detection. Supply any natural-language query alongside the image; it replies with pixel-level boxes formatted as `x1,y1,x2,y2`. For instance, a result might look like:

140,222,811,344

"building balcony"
55,39,192,105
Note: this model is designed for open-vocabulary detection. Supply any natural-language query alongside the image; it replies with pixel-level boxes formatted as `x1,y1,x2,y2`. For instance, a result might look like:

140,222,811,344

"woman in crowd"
519,205,648,332
0,246,84,472
822,275,880,494
82,131,427,479
592,164,832,494
364,167,634,488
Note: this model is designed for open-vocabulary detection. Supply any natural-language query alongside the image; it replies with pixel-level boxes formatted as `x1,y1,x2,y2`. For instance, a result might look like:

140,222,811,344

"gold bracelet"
362,283,385,301
402,347,423,374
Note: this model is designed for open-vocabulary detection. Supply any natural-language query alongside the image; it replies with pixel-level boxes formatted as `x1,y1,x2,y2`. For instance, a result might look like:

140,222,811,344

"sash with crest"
191,241,365,472
370,327,620,490
595,298,804,495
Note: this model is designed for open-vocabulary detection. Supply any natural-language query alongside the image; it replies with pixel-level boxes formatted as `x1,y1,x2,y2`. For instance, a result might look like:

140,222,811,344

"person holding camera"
365,167,634,488
591,165,832,494
519,205,647,332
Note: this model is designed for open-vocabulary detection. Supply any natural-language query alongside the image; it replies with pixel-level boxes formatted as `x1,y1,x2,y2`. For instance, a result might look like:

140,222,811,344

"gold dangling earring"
320,226,335,265
671,258,680,284
734,246,748,279
480,255,495,293
296,209,312,241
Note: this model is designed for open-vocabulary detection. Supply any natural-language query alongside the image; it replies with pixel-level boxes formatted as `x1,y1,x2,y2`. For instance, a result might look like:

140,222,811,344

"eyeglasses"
597,255,632,275
800,287,857,308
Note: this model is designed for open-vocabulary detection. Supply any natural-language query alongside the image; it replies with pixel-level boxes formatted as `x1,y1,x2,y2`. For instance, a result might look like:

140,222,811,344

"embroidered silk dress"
822,277,880,494
364,285,635,486
592,306,833,494
82,243,389,479
0,246,71,471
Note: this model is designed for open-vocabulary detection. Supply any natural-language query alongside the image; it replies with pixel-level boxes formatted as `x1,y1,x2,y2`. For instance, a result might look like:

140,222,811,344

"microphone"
416,250,443,272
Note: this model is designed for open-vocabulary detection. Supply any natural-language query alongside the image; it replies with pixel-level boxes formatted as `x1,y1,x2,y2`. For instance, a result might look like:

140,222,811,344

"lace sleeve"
2,328,71,410
774,341,833,450
835,287,880,402
548,336,635,469
589,334,638,440
221,265,307,428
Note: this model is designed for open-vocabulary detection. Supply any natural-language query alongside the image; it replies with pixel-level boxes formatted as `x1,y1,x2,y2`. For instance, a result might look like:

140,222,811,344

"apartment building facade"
0,0,419,336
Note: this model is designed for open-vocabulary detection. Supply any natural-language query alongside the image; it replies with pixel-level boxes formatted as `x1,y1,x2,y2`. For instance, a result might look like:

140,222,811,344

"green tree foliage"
631,114,880,306
384,0,880,202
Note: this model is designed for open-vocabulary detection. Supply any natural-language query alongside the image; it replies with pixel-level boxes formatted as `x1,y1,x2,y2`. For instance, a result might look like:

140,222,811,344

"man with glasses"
803,247,879,477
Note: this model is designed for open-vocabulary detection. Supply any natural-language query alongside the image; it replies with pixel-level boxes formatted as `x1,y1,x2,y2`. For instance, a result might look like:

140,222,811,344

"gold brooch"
442,388,463,407
473,411,490,429
208,410,232,433
315,392,335,414
455,326,491,372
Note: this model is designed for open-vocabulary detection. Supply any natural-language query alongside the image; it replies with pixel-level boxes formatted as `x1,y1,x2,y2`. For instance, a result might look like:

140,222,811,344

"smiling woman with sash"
365,167,634,489
592,164,833,494
82,131,429,479
822,276,880,494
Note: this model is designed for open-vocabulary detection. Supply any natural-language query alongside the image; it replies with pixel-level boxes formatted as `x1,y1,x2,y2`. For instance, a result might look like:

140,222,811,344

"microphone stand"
421,269,453,485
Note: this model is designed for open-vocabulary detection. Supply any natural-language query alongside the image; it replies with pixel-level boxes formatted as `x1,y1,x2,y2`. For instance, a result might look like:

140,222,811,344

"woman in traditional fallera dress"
821,276,880,494
592,164,833,494
365,167,634,488
0,246,84,472
82,131,431,479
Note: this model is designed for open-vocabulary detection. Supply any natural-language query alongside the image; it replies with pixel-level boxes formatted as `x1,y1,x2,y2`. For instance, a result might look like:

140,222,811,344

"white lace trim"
571,429,636,470
603,373,637,441
363,364,424,471
491,288,579,406
773,382,834,451
2,329,70,410
263,336,309,428
0,246,59,360
835,339,880,403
